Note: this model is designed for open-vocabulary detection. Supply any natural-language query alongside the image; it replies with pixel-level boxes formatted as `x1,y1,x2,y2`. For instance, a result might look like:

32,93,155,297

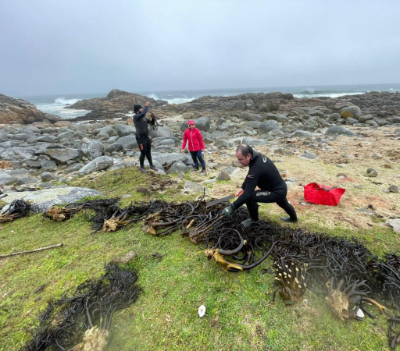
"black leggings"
246,189,297,221
190,150,206,170
136,135,153,168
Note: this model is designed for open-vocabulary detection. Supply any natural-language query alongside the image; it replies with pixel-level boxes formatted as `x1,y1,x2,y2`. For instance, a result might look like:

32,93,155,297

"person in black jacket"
221,144,297,227
129,102,157,173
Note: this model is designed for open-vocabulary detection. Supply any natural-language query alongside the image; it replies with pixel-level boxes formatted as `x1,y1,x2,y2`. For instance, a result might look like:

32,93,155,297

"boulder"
325,126,355,136
115,124,136,137
340,106,361,119
259,120,280,133
0,94,46,124
149,125,174,138
77,156,114,174
0,171,16,185
81,140,104,160
44,148,83,164
180,117,210,132
1,186,102,213
115,135,138,151
167,161,190,174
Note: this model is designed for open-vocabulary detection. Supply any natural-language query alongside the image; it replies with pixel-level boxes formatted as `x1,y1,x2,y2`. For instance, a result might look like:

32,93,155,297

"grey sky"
1,0,400,96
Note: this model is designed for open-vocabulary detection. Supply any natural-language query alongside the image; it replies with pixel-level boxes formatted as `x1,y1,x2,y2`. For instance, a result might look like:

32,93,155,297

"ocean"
19,83,400,119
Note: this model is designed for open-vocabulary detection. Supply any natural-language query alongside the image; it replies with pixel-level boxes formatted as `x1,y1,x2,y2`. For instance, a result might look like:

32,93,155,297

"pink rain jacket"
181,127,205,151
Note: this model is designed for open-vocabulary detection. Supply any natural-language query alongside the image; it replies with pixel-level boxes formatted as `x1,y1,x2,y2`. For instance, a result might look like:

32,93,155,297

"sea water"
20,83,400,119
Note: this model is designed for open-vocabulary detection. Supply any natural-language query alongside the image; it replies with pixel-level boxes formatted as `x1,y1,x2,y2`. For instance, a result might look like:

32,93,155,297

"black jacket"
232,151,287,209
134,106,149,136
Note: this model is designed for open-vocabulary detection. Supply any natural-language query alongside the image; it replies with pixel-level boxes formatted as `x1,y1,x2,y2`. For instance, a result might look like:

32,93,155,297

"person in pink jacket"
181,120,207,174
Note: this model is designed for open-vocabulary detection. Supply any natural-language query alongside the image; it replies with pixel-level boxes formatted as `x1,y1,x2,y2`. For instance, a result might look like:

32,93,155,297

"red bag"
303,183,345,206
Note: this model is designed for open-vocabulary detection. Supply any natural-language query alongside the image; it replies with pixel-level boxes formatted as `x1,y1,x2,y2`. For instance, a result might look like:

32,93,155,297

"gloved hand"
220,204,234,218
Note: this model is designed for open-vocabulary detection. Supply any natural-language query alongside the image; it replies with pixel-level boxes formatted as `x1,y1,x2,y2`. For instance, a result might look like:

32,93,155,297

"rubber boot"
241,218,258,227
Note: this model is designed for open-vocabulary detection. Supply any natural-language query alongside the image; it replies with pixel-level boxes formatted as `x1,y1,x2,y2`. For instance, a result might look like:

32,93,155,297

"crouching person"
221,144,298,226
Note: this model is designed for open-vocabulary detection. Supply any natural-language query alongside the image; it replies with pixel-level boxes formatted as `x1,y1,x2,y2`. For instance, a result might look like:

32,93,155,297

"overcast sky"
1,0,400,96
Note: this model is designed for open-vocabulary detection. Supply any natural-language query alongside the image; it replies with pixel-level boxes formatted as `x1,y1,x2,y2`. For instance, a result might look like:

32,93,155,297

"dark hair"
236,144,253,158
133,105,142,114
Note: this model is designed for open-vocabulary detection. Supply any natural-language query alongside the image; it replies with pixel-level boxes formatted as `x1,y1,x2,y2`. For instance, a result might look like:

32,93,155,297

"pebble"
366,168,378,177
388,185,399,193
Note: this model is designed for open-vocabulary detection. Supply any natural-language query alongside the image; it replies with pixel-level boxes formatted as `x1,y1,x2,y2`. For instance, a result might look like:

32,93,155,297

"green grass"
0,166,397,351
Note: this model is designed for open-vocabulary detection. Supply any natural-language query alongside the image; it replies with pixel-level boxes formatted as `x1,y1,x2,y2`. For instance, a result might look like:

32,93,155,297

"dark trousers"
190,150,206,170
136,135,153,168
246,189,297,221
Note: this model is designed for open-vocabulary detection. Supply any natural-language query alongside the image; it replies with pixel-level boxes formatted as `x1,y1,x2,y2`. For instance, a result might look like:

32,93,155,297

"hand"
220,204,234,218
146,102,150,107
181,149,184,153
235,189,244,197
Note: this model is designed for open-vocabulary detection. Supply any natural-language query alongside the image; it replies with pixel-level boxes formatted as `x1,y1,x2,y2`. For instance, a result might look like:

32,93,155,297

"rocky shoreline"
0,89,399,226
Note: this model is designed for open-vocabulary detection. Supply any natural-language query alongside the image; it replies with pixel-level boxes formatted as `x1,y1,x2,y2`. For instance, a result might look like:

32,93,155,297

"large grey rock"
260,120,280,133
26,159,42,168
15,177,38,186
325,126,355,136
156,153,193,165
58,131,74,140
77,156,114,174
81,140,104,160
44,148,83,164
0,171,16,185
115,135,138,151
242,137,267,146
105,143,124,153
217,170,231,180
40,172,57,182
167,161,190,174
292,130,313,138
115,124,136,137
36,135,57,143
180,117,210,132
240,112,263,122
1,147,36,160
41,159,58,171
1,186,102,213
359,114,374,123
0,132,8,142
149,125,174,138
11,133,31,141
386,219,400,233
346,117,359,125
245,121,261,129
98,125,118,136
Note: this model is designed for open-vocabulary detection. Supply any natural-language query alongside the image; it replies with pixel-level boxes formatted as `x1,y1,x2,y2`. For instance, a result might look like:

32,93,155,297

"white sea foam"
54,97,80,105
165,97,196,104
294,92,364,99
35,97,90,119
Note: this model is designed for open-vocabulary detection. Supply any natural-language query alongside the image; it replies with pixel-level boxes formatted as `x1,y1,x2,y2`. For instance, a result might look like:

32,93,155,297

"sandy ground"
196,126,400,232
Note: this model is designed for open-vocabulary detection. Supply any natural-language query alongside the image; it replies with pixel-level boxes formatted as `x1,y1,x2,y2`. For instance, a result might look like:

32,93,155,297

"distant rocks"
0,94,53,125
67,89,168,120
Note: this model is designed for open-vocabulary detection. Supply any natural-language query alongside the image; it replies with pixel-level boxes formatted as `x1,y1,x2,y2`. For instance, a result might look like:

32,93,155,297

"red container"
304,183,346,206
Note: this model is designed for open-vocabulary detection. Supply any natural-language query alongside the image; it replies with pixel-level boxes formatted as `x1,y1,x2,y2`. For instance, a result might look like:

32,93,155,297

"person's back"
248,152,286,192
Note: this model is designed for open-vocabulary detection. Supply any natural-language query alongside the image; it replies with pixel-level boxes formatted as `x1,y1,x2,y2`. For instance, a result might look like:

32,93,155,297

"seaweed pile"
42,197,400,348
22,263,141,351
0,199,31,223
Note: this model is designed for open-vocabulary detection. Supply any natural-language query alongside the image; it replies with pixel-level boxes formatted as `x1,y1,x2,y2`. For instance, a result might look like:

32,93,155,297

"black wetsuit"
133,106,154,168
231,151,297,221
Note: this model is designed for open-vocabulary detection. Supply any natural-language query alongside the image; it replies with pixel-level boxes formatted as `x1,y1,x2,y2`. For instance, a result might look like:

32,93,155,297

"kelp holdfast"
304,182,345,206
